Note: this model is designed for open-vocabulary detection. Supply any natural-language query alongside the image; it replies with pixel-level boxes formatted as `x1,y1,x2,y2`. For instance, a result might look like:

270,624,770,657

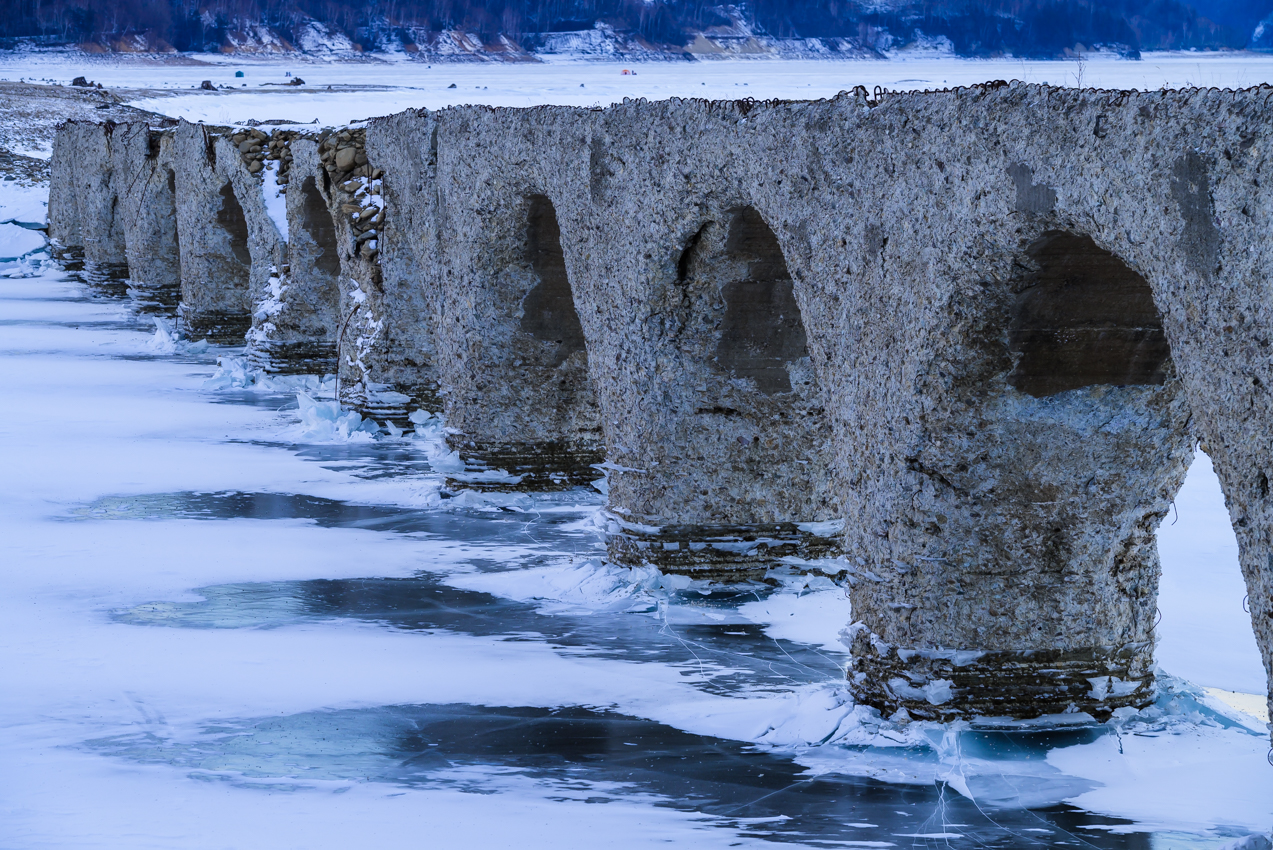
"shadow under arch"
712,207,811,395
848,226,1195,722
300,174,343,281
1008,231,1171,396
519,193,587,366
605,204,838,577
216,181,252,271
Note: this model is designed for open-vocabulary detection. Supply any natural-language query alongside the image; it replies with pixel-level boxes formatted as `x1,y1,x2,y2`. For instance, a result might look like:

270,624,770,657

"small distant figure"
289,77,305,86
199,80,214,91
285,71,291,77
621,69,631,75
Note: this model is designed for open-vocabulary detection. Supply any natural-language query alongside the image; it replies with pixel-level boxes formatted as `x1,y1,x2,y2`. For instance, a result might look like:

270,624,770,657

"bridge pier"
48,120,127,274
420,108,603,490
244,136,342,375
172,121,254,342
312,126,425,420
788,84,1271,723
838,224,1193,721
361,111,442,416
575,103,840,576
108,123,181,307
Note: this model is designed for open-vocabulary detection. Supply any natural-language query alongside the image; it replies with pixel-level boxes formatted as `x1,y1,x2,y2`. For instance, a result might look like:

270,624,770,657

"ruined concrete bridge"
49,83,1273,732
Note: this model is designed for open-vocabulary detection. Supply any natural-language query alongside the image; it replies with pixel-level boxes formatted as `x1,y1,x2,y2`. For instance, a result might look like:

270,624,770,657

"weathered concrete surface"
572,103,842,571
107,122,181,306
308,125,426,419
49,85,1273,733
171,120,254,341
398,107,603,489
364,110,441,417
48,120,127,269
694,84,1265,722
245,136,341,374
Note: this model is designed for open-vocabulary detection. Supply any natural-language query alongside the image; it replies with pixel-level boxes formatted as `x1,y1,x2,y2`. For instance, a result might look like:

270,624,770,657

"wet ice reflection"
21,254,1267,849
113,573,844,695
83,704,1158,848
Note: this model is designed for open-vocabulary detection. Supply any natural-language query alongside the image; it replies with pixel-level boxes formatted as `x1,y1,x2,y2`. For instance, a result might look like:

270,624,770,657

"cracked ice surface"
3,202,1271,850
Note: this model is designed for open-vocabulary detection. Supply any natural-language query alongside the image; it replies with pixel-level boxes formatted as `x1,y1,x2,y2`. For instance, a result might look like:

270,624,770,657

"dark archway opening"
216,182,252,270
300,176,341,279
519,194,586,366
1008,231,1170,397
713,207,809,395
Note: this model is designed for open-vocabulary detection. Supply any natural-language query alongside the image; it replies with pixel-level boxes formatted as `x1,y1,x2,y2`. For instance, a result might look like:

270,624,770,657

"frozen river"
1,53,1272,848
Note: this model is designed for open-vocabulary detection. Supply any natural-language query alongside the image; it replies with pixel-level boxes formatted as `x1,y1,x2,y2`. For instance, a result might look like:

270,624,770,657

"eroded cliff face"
51,84,1273,730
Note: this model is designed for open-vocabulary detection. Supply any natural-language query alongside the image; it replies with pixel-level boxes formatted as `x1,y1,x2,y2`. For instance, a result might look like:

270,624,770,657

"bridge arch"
848,223,1195,721
605,204,838,576
434,187,603,491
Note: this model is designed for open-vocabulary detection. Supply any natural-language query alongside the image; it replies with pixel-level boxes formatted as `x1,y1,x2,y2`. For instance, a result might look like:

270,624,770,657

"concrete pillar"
108,123,181,308
565,101,839,573
47,123,82,252
172,121,253,342
782,84,1269,724
837,220,1192,722
361,110,441,414
244,136,342,375
423,107,602,489
48,120,127,273
310,125,428,419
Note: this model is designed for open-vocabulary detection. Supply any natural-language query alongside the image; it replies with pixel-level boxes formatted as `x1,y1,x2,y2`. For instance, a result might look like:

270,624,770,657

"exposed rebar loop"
332,300,362,405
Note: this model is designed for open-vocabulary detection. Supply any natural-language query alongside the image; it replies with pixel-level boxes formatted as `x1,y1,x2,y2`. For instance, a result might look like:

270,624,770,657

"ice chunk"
924,679,954,705
293,392,378,442
145,317,212,355
0,181,48,226
146,316,179,354
204,355,334,395
0,222,45,261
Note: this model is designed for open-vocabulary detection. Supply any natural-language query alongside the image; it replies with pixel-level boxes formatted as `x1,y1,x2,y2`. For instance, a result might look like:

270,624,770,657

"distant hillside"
2,0,1271,60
